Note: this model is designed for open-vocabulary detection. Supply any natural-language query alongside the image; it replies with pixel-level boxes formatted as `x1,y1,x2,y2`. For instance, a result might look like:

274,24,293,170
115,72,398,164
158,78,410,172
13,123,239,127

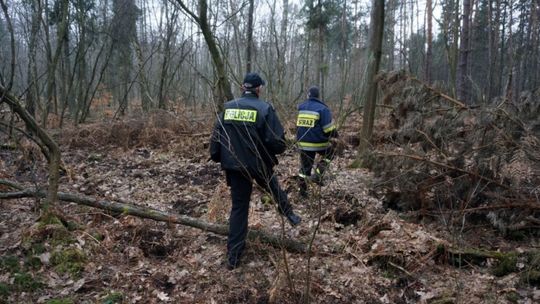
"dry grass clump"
62,110,211,151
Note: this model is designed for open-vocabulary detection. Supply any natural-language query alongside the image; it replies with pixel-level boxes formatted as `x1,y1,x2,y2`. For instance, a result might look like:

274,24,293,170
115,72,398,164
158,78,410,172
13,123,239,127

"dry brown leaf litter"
1,106,539,303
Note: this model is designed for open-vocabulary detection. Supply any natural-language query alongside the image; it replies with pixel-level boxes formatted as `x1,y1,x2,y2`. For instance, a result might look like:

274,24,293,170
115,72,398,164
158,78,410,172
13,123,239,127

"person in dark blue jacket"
296,86,338,197
210,73,301,270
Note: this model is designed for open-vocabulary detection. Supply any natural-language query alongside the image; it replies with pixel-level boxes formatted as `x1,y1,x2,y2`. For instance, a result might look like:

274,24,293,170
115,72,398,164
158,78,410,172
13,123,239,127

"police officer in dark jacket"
210,72,301,269
296,86,338,197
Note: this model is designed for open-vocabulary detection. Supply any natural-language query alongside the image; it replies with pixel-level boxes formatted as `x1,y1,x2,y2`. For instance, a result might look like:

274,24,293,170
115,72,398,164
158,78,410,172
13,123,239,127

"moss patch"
505,290,520,303
492,253,518,277
23,222,75,250
24,255,42,270
13,272,43,291
0,282,10,298
31,242,46,255
0,255,20,273
101,291,124,304
39,213,65,227
45,299,75,304
51,248,86,276
519,250,540,286
520,270,540,286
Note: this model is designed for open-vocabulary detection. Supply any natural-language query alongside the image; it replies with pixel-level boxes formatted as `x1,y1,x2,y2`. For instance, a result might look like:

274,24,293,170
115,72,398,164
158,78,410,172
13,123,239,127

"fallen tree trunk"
0,179,307,253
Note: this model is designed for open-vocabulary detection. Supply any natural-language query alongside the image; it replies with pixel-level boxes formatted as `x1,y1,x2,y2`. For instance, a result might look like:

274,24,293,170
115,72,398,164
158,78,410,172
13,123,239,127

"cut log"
0,180,307,253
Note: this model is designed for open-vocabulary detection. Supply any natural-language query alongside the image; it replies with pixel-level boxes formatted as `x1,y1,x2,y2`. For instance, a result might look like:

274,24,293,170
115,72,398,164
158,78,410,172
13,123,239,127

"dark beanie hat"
243,72,265,89
308,86,320,98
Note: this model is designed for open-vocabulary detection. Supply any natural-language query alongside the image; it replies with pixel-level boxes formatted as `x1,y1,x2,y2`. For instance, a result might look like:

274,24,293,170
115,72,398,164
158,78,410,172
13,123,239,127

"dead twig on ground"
0,179,308,253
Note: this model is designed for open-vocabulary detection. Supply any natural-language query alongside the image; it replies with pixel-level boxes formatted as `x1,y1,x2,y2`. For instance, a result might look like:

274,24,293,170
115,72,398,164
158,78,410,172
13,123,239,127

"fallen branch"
376,152,514,192
0,181,307,253
409,76,468,109
0,179,24,190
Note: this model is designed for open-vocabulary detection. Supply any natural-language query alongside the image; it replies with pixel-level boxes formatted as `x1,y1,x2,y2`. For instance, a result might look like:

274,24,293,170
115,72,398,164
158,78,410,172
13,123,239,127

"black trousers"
299,148,334,177
298,148,334,192
225,169,292,262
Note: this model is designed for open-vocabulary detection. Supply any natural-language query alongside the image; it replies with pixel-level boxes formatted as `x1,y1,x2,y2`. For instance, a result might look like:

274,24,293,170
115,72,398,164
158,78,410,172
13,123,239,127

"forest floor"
1,111,540,304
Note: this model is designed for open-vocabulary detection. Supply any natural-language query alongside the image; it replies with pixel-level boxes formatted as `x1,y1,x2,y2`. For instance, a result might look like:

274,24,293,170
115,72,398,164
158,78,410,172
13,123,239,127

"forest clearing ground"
1,116,539,303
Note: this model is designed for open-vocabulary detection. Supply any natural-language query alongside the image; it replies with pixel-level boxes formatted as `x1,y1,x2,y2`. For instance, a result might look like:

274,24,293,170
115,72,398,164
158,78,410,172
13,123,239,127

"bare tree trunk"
158,3,177,109
504,0,515,102
499,0,508,99
0,86,61,208
173,0,234,110
338,0,348,108
524,0,539,90
246,0,254,73
441,0,460,96
43,0,69,127
0,0,16,90
487,0,495,100
279,0,289,97
425,0,433,83
25,0,42,118
303,34,311,93
227,0,243,78
317,0,325,97
457,0,472,104
134,39,153,112
78,43,115,123
59,21,76,128
73,0,88,125
531,0,540,89
355,0,385,165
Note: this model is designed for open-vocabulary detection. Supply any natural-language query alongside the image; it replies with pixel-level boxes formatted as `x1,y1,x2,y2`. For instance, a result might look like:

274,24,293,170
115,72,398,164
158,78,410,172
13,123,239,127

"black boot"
226,253,241,270
298,177,309,198
309,173,324,186
285,211,301,226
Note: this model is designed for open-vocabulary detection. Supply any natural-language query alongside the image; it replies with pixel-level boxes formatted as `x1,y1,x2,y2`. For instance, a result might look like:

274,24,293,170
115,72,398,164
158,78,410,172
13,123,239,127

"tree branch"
0,85,61,205
171,0,201,24
376,151,514,192
0,181,307,253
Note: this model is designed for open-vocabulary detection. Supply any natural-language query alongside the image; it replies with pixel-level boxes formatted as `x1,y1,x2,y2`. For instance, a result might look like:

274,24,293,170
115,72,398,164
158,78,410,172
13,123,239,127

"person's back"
295,86,337,197
210,73,300,270
215,93,286,177
296,96,334,150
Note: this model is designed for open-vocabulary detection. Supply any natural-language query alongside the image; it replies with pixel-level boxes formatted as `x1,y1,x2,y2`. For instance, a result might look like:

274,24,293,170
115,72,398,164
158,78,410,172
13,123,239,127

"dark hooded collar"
242,91,259,98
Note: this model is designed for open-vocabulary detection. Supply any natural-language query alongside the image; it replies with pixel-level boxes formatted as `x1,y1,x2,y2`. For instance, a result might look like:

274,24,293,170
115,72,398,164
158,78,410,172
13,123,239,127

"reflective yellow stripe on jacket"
296,111,319,128
297,141,330,151
323,122,336,133
224,109,257,122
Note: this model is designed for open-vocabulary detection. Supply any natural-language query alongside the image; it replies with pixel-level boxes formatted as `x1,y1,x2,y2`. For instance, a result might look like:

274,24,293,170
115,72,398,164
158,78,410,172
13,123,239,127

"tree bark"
456,0,472,104
42,0,69,127
172,0,234,110
355,0,385,164
0,0,16,90
0,181,307,254
157,3,177,109
134,38,153,111
317,0,325,97
425,0,433,83
246,0,254,73
25,0,42,118
0,86,61,208
73,0,88,124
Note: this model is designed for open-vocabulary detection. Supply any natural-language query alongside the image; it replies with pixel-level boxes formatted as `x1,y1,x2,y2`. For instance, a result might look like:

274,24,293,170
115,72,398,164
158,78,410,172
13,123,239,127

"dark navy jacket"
296,97,336,151
210,91,286,176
